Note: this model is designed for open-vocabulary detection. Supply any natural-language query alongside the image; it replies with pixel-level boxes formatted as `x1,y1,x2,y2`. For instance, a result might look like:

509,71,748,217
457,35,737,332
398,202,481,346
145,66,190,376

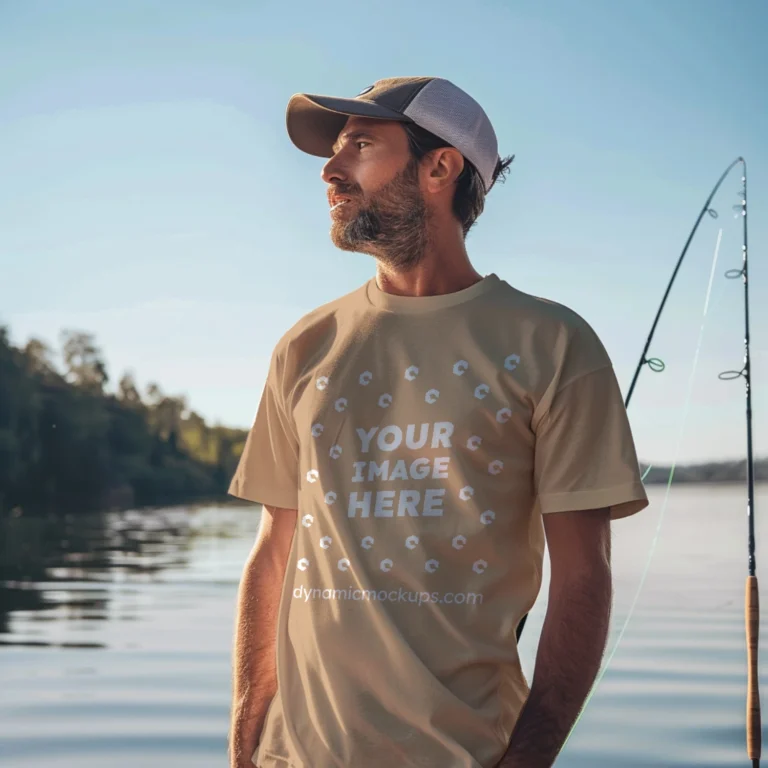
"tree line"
0,325,248,517
641,458,767,484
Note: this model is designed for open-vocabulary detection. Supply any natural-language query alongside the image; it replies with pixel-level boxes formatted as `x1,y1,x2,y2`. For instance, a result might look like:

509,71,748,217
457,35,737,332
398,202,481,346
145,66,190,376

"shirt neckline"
365,273,501,314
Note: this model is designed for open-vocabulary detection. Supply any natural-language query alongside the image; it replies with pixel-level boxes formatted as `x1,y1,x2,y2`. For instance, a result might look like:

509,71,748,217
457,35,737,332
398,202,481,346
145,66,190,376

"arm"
499,507,612,768
228,505,297,768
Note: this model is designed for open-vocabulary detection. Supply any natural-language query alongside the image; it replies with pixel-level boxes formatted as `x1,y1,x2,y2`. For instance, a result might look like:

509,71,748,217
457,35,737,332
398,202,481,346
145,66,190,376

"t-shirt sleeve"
228,355,300,509
533,357,649,521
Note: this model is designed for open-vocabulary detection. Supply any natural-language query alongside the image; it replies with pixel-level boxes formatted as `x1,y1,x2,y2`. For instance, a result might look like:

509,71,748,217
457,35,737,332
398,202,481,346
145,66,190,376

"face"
321,117,430,271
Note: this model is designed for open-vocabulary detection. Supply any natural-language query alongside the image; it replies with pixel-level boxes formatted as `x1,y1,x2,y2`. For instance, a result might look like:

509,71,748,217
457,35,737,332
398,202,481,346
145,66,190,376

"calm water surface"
1,483,766,767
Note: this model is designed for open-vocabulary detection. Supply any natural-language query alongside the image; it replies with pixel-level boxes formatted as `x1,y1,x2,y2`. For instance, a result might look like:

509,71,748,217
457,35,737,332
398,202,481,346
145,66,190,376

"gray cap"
286,76,500,192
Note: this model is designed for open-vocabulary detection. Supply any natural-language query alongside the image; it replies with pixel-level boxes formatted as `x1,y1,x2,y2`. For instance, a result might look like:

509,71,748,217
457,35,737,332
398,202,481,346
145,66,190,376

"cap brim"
286,93,411,158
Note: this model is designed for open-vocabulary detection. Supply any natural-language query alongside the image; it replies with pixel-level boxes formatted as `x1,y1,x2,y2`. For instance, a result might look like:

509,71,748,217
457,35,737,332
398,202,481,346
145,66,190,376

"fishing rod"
625,156,744,405
623,156,760,767
722,162,760,768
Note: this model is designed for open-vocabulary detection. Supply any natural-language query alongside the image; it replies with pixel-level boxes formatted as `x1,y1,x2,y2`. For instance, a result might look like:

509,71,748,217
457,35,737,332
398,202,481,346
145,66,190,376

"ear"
422,147,465,193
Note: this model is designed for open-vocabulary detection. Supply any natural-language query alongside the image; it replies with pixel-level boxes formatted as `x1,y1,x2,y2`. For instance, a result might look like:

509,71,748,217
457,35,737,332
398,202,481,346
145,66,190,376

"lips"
328,191,354,209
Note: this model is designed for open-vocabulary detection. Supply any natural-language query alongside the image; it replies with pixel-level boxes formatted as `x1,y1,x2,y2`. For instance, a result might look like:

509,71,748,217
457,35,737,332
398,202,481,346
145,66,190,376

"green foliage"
60,330,109,394
0,325,248,517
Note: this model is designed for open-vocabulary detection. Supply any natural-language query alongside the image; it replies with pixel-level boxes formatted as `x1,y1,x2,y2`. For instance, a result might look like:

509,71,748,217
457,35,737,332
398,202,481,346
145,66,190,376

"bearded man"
228,77,648,768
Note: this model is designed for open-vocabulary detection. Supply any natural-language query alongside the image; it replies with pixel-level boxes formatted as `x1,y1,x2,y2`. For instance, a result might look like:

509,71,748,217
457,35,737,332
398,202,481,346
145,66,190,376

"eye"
356,140,371,150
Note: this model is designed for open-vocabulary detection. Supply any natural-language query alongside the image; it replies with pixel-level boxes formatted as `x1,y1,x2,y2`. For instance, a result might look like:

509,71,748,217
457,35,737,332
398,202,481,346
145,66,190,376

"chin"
330,225,369,255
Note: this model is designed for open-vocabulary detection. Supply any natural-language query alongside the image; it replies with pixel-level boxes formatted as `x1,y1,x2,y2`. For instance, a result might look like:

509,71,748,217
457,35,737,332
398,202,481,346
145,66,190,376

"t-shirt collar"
365,273,500,314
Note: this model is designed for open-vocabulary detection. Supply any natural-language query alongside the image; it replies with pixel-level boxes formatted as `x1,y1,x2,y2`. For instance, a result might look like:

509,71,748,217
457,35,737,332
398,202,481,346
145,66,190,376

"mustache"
328,183,363,198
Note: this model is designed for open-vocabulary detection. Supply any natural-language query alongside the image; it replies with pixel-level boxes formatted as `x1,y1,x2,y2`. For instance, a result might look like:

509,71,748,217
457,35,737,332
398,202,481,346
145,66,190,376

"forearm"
229,562,280,764
500,564,612,767
229,512,294,768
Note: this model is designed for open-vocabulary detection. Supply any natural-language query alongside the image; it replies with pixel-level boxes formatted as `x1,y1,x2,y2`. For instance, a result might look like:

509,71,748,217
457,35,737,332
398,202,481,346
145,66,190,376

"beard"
329,158,430,271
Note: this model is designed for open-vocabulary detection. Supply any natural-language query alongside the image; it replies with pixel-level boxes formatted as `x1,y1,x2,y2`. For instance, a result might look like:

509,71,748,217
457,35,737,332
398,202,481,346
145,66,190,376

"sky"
0,0,766,467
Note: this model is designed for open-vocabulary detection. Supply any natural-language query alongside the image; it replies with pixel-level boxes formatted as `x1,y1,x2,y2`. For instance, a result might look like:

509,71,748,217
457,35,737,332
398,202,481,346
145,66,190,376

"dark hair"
403,122,515,237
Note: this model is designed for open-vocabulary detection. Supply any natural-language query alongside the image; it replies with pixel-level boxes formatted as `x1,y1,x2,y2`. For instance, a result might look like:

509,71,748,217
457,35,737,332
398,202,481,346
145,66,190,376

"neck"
375,218,483,298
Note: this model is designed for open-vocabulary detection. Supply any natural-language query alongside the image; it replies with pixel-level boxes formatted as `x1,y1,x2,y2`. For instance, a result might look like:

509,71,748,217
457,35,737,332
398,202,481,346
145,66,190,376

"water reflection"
0,505,250,648
1,488,766,767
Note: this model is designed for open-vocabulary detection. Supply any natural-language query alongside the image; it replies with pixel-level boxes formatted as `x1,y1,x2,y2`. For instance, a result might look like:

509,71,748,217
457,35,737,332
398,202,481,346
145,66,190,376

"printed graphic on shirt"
292,355,522,598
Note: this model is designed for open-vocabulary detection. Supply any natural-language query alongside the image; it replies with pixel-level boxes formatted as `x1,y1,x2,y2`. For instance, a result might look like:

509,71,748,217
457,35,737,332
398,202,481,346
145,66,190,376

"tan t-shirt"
229,273,649,768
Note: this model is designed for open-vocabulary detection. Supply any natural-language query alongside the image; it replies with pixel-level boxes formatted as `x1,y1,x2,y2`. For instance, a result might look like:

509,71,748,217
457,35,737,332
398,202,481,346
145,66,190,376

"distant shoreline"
639,458,767,484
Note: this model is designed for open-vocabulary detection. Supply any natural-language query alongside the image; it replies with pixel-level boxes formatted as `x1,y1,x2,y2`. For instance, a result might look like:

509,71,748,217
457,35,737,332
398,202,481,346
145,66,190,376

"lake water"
1,482,766,767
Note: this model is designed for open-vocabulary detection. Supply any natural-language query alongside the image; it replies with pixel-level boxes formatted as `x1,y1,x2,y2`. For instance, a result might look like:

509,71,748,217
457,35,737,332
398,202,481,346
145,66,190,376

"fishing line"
562,227,724,749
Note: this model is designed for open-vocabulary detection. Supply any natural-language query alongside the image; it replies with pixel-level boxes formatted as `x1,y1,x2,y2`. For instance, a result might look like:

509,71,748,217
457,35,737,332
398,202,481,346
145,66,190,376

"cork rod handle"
746,575,761,762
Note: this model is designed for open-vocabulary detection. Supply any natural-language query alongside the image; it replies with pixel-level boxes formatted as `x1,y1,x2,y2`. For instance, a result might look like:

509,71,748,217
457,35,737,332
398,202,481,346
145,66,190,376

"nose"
321,153,347,185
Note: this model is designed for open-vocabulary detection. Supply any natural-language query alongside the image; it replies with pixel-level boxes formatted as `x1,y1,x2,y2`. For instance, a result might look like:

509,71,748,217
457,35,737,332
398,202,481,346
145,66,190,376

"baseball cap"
286,76,500,192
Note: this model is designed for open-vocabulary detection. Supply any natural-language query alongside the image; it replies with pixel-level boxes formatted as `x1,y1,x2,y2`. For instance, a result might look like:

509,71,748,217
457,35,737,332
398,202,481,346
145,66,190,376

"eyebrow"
332,131,376,154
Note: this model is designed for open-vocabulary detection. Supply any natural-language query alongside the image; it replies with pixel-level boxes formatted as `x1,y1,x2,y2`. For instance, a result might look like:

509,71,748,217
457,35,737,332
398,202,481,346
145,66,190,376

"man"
228,76,648,768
